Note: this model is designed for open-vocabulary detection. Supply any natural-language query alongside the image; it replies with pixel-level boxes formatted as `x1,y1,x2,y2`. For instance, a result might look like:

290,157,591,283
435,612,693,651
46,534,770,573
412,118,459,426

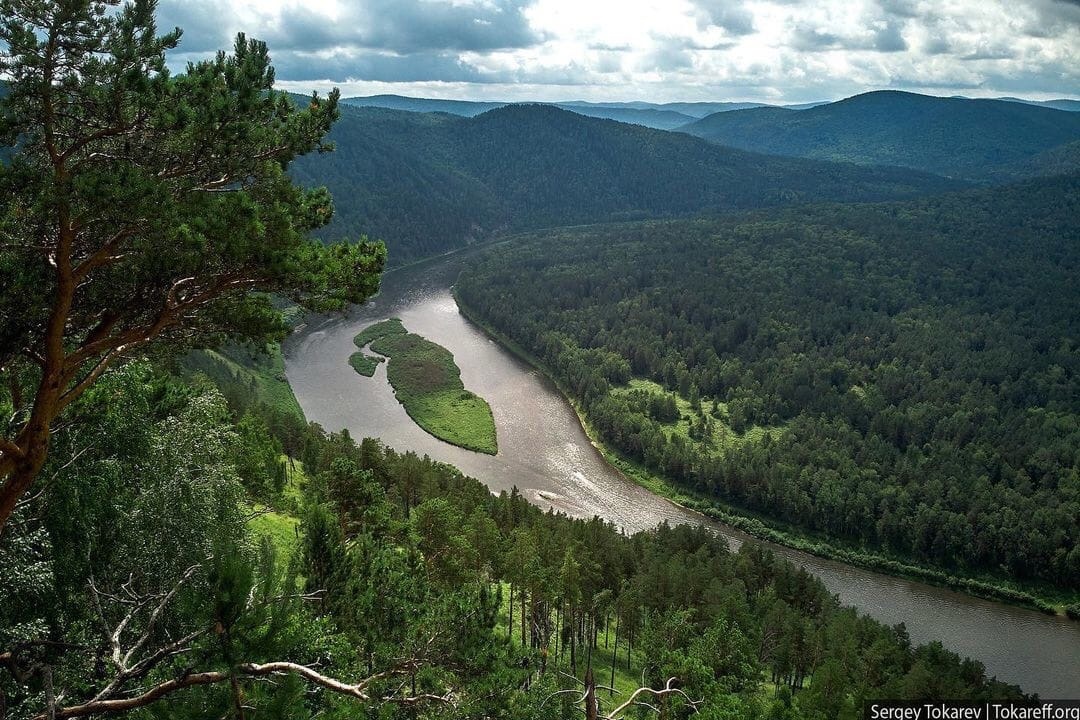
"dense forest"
0,360,1029,718
289,102,960,265
0,2,1074,716
680,91,1080,182
456,176,1080,594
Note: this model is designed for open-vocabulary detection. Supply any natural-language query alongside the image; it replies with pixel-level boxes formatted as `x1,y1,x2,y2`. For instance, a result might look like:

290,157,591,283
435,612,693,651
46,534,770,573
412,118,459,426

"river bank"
452,289,1074,618
284,257,1080,697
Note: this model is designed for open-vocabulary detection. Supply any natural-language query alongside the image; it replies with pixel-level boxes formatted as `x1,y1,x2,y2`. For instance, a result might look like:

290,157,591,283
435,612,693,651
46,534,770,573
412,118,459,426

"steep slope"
680,91,1080,181
290,106,503,261
291,103,960,264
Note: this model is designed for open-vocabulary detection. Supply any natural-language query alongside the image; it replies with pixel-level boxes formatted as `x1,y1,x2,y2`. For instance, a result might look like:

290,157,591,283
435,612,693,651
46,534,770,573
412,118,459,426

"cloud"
264,0,544,54
638,37,695,72
154,0,1080,103
874,21,909,52
690,0,756,35
790,25,844,51
1022,0,1080,36
789,21,907,53
922,35,953,55
267,50,489,84
157,0,239,53
961,43,1016,60
877,0,920,18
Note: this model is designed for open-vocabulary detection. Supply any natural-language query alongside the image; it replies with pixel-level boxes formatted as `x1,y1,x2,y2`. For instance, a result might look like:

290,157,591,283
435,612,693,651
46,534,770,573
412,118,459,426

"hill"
997,97,1080,112
680,90,1080,181
343,94,698,129
341,94,819,129
456,174,1080,595
292,102,960,264
341,93,502,116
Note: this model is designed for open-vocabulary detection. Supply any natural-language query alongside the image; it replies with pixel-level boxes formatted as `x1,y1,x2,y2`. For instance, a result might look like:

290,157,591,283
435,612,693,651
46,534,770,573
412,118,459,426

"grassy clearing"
354,320,498,454
350,319,407,378
247,457,307,568
615,378,780,453
247,507,300,566
280,456,309,513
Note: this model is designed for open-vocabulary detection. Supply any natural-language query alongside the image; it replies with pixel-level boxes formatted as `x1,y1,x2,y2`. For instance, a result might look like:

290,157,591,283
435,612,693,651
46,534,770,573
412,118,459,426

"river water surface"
284,251,1080,698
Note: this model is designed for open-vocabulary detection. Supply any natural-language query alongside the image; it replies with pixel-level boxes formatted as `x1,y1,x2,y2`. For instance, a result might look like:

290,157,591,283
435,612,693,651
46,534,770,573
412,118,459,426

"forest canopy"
0,0,384,532
456,175,1080,593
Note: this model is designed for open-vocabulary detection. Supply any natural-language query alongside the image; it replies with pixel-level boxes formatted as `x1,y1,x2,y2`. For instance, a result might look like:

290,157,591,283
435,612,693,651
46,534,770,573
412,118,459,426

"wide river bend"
284,252,1080,698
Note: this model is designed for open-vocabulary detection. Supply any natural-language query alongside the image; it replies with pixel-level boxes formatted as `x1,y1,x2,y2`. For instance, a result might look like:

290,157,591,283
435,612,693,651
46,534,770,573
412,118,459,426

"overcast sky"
157,0,1080,103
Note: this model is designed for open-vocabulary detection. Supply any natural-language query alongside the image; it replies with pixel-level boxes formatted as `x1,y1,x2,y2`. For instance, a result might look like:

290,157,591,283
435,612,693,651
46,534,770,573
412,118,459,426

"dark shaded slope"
291,103,961,264
455,104,957,226
291,107,503,261
681,91,1080,181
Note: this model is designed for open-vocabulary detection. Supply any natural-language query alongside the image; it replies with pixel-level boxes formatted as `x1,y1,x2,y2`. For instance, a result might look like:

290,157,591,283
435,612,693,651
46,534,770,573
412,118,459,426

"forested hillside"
342,95,700,129
290,103,960,265
456,175,1080,594
1,1,1072,717
680,91,1080,181
0,362,1028,718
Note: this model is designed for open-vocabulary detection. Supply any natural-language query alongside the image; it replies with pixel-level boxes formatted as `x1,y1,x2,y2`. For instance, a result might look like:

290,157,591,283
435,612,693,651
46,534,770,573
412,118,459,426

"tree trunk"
508,584,514,643
0,432,51,533
570,605,577,676
554,603,561,670
584,667,598,720
610,614,619,696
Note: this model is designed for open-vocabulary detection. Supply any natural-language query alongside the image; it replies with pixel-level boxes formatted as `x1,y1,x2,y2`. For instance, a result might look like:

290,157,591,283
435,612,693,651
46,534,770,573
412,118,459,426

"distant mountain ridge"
290,101,960,264
341,92,1079,133
340,94,791,130
680,90,1080,181
994,97,1080,112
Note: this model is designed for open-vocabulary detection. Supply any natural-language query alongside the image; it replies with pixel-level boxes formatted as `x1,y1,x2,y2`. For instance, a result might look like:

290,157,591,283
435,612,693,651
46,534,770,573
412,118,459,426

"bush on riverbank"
348,351,383,376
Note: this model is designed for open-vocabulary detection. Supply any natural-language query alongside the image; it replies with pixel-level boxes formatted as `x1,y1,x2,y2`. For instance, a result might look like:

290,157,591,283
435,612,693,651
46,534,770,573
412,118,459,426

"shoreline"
452,288,1073,618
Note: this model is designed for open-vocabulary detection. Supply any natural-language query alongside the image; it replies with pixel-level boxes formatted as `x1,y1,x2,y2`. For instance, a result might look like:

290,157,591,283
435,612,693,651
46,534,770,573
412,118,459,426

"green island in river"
352,319,498,454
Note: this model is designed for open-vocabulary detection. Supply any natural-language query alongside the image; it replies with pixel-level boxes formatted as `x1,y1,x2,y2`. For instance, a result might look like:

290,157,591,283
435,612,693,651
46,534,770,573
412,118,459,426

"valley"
283,249,1080,698
4,4,1079,713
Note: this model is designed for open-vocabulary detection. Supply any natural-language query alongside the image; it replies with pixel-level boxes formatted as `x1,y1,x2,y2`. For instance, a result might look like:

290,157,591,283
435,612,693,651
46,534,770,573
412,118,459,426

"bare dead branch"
603,677,701,719
31,659,453,720
121,565,201,669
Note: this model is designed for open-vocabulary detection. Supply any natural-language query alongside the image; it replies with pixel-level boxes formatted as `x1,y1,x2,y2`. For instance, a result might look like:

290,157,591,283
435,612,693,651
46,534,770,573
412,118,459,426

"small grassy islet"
349,317,408,377
352,319,497,455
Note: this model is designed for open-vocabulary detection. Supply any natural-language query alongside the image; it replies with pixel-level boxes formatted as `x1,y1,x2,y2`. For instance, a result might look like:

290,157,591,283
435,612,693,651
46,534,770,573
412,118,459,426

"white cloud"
159,0,1080,102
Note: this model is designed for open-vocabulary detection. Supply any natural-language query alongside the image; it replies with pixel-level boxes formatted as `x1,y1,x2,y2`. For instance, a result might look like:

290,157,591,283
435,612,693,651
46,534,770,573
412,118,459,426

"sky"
157,0,1080,104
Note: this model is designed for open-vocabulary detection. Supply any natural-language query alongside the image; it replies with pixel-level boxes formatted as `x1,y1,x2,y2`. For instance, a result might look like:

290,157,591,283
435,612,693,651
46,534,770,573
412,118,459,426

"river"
283,250,1080,698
